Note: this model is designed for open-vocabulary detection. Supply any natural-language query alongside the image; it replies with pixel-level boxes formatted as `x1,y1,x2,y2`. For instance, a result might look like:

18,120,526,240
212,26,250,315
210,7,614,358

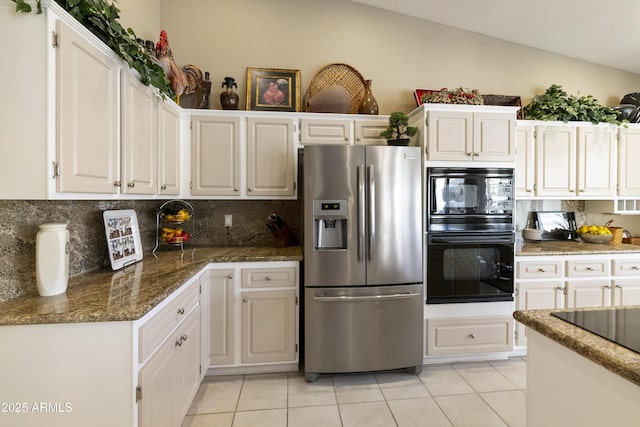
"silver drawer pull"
586,266,594,271
632,266,640,270
616,284,623,289
181,334,188,342
265,276,272,281
175,338,183,347
605,284,612,289
469,334,476,339
537,268,546,272
177,307,185,315
315,292,420,302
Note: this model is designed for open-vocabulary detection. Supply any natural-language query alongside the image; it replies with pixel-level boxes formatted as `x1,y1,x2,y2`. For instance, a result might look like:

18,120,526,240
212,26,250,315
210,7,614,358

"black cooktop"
551,308,640,354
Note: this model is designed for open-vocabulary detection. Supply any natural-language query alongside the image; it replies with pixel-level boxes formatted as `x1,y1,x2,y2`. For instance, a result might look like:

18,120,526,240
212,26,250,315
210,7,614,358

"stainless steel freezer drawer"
304,284,423,380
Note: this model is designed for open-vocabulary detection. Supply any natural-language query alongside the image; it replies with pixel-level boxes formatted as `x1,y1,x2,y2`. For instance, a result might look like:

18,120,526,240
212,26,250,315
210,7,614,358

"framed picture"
246,67,301,112
103,209,143,270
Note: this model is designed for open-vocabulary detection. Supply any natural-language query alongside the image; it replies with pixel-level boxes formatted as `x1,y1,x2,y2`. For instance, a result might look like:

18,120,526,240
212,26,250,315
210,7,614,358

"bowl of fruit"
161,227,191,245
577,225,613,244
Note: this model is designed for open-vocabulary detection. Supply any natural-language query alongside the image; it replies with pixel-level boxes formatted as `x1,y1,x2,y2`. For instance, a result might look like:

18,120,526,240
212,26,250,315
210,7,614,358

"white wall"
116,0,640,113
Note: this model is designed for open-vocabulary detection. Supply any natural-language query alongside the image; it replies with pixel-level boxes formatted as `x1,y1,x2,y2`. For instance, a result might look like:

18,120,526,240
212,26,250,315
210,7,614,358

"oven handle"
429,235,514,244
314,292,420,302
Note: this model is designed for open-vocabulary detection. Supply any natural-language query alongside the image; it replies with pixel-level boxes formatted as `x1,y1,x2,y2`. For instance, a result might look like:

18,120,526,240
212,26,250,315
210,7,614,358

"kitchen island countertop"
0,246,303,327
516,240,640,256
514,307,640,387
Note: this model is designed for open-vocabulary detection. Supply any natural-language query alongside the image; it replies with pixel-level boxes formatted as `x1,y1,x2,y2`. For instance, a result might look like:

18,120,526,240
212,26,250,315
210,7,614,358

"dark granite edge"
514,308,640,387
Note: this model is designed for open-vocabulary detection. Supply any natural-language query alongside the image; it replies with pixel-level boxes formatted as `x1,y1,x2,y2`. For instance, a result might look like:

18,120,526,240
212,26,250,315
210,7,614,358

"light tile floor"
182,357,527,427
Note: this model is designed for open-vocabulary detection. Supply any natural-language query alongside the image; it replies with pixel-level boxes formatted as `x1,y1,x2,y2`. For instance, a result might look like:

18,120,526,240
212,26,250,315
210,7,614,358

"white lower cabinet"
426,316,513,356
202,261,299,374
138,306,200,427
137,278,201,427
515,253,640,346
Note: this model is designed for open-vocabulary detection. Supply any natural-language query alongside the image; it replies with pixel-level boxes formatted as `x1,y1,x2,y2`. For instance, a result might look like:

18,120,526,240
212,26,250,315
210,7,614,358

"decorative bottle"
220,76,240,110
358,79,379,115
36,223,70,297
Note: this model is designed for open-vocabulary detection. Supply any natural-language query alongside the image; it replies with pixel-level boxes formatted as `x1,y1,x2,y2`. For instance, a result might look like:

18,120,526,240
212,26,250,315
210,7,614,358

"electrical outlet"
224,215,233,227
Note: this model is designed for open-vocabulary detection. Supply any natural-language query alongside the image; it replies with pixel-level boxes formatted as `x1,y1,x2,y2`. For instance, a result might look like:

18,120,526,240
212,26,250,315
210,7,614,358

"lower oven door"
426,232,514,304
304,284,423,380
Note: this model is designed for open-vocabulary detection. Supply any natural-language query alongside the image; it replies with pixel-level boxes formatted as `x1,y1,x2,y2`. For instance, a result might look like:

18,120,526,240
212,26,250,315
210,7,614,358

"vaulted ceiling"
349,0,640,75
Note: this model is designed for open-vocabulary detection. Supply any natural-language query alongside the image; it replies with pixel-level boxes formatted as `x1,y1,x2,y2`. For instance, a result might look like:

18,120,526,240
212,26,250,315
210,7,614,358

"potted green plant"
380,112,418,146
523,84,620,124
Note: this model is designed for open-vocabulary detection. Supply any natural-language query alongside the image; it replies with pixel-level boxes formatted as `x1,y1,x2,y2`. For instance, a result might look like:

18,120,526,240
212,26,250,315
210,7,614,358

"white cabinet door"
139,306,201,427
566,280,612,308
355,118,388,145
473,112,515,161
300,118,351,145
516,280,565,346
246,117,296,197
515,124,535,197
426,110,473,161
618,127,640,196
241,290,297,364
576,126,616,197
206,269,236,366
176,307,201,420
191,115,241,196
535,125,577,197
138,331,177,427
157,99,181,195
56,19,119,194
612,279,640,306
121,72,156,195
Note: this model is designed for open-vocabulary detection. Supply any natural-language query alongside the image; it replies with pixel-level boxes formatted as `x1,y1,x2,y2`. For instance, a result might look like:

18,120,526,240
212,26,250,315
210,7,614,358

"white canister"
36,223,70,297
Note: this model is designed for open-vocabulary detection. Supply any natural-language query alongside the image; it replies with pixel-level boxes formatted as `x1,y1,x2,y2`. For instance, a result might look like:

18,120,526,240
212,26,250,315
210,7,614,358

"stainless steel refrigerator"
303,145,423,382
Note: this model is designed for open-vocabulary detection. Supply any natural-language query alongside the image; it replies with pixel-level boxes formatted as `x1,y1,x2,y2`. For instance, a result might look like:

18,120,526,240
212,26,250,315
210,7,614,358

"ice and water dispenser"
313,200,348,250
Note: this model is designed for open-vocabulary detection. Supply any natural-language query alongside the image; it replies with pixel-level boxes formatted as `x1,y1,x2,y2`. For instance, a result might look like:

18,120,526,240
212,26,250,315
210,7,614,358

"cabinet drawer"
139,281,200,363
241,267,296,289
517,260,562,278
566,259,609,277
426,316,513,356
612,258,640,276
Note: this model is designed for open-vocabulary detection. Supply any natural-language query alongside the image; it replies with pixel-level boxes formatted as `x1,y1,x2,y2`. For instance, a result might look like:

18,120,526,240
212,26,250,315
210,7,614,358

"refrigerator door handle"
314,292,421,302
357,164,366,263
367,164,375,262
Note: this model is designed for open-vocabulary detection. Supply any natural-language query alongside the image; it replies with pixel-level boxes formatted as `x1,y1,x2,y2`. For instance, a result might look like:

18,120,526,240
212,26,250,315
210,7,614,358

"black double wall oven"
426,167,515,304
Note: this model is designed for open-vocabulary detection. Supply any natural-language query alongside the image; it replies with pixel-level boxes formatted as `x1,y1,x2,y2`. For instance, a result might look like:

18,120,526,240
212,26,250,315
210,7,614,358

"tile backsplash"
0,199,301,303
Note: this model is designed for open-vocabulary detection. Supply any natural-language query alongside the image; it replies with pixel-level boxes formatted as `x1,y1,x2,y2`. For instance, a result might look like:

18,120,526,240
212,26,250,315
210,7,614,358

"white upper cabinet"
191,115,242,197
121,72,157,195
515,124,535,197
157,99,182,195
517,122,617,199
534,125,577,197
246,117,296,197
300,117,351,145
618,126,640,196
190,113,297,199
408,104,518,162
56,18,120,194
576,126,616,197
299,115,388,146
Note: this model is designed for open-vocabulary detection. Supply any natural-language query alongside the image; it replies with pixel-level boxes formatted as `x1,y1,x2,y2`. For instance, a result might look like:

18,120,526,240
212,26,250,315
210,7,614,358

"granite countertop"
514,307,640,387
0,246,303,327
516,240,640,256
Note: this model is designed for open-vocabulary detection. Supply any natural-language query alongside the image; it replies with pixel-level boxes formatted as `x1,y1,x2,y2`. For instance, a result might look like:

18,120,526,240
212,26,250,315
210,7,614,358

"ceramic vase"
36,223,70,296
358,79,379,115
220,76,239,110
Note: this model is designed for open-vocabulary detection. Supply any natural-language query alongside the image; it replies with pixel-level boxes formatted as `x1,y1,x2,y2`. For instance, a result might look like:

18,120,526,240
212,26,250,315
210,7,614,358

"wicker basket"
304,63,366,114
607,226,624,244
622,237,640,245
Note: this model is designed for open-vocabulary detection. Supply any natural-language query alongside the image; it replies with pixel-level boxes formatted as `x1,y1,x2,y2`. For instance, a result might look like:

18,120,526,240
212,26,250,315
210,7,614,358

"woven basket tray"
304,63,366,114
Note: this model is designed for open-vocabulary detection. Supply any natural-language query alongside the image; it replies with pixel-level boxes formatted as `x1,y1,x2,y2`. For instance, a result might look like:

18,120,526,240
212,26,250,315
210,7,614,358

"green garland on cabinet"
13,0,173,98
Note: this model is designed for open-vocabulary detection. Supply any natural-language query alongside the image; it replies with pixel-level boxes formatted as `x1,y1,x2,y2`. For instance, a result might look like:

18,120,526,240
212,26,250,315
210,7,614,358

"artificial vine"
13,0,173,98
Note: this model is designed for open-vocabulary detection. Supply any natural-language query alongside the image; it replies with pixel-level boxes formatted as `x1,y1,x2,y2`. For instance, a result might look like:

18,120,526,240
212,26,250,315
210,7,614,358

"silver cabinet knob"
127,181,135,188
227,274,233,279
469,334,476,339
113,180,121,187
243,298,248,303
177,307,185,315
161,184,167,190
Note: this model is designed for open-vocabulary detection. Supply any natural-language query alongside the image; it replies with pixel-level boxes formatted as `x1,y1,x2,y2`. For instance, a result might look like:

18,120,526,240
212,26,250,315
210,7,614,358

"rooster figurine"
155,30,203,105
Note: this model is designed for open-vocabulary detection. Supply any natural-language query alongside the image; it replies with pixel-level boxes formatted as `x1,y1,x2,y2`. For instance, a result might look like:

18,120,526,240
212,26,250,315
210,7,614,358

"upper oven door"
427,167,514,232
